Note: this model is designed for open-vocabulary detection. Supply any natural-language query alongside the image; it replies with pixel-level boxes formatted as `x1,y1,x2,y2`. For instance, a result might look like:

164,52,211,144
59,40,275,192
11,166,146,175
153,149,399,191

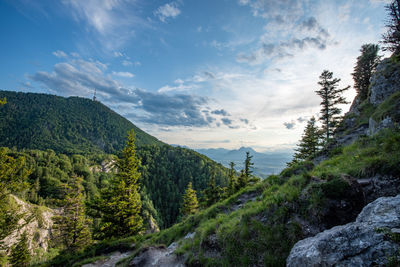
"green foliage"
0,91,162,154
312,128,400,178
315,70,350,142
202,174,223,207
352,44,381,100
138,145,229,227
10,232,31,267
0,148,30,250
96,131,143,238
227,162,237,196
182,182,199,216
371,91,400,122
281,160,314,178
52,176,92,252
293,117,322,162
382,0,400,54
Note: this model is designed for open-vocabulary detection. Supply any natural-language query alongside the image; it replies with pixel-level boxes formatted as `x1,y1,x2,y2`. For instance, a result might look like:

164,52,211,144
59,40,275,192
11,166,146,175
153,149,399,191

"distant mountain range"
194,147,293,177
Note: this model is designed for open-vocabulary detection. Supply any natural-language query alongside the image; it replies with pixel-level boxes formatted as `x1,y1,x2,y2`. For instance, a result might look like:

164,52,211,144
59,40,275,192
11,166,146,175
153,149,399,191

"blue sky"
0,0,390,151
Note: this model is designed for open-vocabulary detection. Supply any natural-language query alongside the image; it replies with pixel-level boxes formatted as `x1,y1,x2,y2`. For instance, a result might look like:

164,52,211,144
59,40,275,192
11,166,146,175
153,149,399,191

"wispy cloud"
154,2,181,23
112,71,134,78
52,50,68,58
62,0,150,49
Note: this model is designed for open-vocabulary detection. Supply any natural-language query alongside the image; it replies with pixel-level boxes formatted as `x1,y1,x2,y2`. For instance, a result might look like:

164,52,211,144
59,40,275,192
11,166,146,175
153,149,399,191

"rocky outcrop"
357,174,400,203
369,58,400,106
1,195,56,254
287,195,400,267
129,243,185,267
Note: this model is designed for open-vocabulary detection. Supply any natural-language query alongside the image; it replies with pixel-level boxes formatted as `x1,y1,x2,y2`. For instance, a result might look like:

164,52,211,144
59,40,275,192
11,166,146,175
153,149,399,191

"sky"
0,0,390,152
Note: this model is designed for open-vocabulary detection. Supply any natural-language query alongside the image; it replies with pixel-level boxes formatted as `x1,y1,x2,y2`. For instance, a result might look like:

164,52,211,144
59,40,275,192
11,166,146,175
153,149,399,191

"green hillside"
0,91,162,154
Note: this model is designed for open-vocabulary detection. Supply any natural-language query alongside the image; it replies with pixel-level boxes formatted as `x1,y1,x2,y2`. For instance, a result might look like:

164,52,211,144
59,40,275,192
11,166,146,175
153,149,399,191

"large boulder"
287,195,400,267
369,58,400,106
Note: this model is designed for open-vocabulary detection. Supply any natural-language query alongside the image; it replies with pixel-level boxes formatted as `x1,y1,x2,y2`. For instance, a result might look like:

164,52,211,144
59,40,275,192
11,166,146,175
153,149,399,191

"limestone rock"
369,58,400,106
287,195,400,267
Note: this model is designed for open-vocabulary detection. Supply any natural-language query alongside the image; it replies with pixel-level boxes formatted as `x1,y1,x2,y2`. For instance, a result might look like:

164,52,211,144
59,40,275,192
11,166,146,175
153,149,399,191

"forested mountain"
0,90,230,229
0,90,162,154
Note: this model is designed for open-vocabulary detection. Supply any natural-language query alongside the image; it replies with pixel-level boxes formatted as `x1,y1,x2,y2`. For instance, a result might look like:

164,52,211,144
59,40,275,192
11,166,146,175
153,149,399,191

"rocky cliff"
287,194,400,266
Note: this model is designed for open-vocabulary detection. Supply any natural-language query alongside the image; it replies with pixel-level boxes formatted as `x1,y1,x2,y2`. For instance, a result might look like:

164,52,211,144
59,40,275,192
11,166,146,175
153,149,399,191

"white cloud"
122,60,141,67
62,0,149,49
154,2,181,22
52,50,67,58
112,71,134,78
113,51,123,57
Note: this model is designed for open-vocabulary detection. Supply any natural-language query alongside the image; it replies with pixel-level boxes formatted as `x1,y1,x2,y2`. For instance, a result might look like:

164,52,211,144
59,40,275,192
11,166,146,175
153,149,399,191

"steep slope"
54,57,400,267
0,91,162,154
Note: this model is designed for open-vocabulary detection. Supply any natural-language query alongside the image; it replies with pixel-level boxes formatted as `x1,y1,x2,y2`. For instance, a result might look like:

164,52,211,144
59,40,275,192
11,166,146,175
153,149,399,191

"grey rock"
369,58,400,106
130,244,185,267
368,116,394,136
287,195,400,267
359,174,400,203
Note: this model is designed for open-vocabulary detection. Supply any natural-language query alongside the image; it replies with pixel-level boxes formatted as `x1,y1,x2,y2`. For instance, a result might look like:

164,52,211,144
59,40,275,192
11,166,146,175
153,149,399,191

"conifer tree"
97,130,143,238
227,162,237,196
53,176,91,251
382,0,400,54
352,44,380,100
293,117,321,161
316,70,350,143
236,152,254,189
203,173,222,206
181,182,198,216
10,231,30,267
244,152,254,178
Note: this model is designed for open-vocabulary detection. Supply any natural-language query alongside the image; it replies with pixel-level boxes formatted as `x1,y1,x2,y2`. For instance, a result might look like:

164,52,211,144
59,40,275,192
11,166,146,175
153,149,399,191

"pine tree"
315,70,350,143
203,173,222,206
53,176,91,251
227,162,237,196
382,0,400,54
181,182,198,216
97,130,143,238
293,117,321,161
10,231,30,267
352,44,380,100
236,152,254,189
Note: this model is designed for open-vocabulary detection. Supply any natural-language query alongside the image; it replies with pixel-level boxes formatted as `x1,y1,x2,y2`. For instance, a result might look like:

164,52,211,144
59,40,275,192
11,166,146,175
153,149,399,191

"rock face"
1,195,56,254
369,58,400,106
287,195,400,267
129,243,185,267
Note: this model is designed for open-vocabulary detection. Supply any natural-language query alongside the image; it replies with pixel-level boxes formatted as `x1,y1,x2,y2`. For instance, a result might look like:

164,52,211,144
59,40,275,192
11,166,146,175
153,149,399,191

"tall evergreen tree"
352,44,381,100
181,182,199,216
227,162,237,196
382,0,400,54
244,152,254,178
203,173,222,206
97,130,143,238
9,231,30,267
53,176,91,251
293,117,321,161
316,70,350,143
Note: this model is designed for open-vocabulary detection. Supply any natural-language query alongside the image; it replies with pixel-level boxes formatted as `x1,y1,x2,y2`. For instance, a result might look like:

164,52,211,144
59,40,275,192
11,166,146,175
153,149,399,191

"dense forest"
0,91,162,154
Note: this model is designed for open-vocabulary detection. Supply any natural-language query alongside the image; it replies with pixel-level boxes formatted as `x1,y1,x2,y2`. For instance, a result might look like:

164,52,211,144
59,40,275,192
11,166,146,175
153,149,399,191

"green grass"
47,128,400,267
312,128,400,178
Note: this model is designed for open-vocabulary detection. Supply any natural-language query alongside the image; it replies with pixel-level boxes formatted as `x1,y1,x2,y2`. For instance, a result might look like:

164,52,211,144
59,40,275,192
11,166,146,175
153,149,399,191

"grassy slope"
50,126,400,267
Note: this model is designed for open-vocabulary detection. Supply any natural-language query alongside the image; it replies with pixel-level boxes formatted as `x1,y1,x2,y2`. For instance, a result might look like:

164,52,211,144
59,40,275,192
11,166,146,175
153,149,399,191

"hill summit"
0,91,162,154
